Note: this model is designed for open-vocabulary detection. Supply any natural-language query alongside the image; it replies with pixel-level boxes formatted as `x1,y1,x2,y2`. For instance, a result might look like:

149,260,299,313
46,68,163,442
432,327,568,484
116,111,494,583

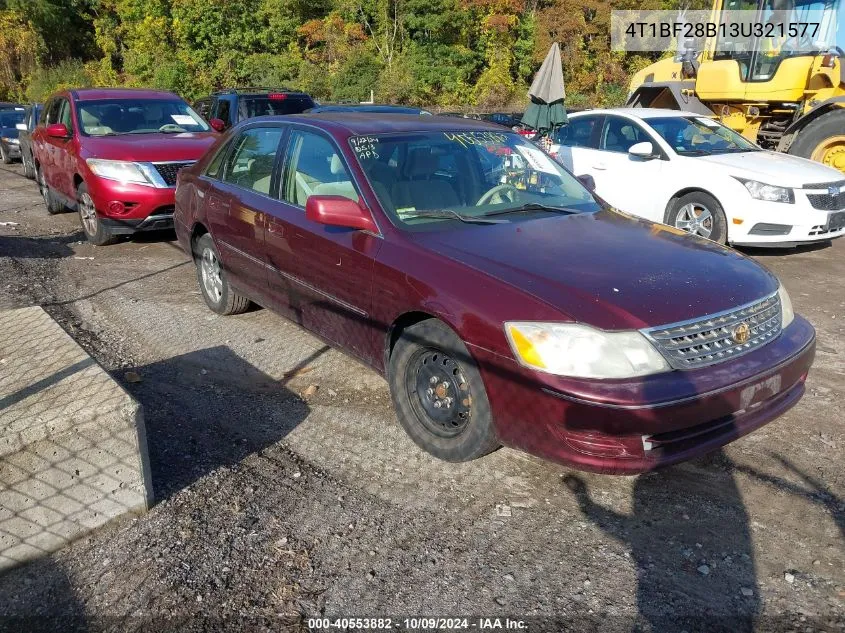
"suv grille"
153,161,195,186
803,180,845,211
643,293,781,370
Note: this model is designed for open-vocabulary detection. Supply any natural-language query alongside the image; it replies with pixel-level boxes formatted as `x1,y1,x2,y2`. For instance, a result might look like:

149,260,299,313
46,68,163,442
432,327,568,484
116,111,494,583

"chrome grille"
642,293,782,370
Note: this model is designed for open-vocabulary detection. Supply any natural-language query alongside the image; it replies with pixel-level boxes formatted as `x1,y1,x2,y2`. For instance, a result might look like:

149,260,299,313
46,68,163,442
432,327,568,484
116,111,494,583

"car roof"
308,105,427,114
256,112,507,137
571,108,704,120
70,88,182,102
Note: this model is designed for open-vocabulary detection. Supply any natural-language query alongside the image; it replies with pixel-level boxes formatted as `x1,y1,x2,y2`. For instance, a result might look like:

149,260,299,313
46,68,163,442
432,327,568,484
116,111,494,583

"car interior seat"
312,154,358,201
391,147,459,210
80,108,113,136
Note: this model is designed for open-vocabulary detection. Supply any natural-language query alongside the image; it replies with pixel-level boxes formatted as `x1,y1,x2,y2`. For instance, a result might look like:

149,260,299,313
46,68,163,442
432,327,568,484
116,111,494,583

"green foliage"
2,0,693,108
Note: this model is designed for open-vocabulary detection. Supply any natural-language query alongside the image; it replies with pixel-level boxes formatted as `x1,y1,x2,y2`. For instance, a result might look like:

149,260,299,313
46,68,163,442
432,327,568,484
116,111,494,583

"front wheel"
666,192,727,244
388,319,499,462
77,182,118,245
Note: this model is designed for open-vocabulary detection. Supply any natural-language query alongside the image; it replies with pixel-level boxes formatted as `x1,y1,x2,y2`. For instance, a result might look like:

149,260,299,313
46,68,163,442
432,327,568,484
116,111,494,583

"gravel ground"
0,162,843,633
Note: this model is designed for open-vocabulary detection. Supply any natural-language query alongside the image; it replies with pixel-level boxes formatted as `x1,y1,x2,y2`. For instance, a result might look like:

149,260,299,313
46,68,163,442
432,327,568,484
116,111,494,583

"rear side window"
556,117,600,149
281,130,359,207
221,127,284,195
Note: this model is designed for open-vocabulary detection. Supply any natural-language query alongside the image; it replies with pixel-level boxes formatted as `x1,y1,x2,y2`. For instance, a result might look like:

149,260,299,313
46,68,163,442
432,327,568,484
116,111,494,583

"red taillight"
268,93,287,101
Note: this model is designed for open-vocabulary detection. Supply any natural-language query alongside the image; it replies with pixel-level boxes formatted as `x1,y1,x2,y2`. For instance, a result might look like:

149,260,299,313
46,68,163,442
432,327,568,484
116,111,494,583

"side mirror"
305,195,377,232
577,174,596,192
15,123,27,131
209,118,226,132
628,141,655,159
46,123,70,138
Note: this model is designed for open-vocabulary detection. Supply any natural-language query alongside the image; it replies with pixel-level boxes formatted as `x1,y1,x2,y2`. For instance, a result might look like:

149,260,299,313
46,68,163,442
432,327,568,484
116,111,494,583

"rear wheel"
388,319,499,462
666,191,727,244
788,110,845,174
77,182,118,246
22,152,35,179
37,167,66,215
194,233,251,315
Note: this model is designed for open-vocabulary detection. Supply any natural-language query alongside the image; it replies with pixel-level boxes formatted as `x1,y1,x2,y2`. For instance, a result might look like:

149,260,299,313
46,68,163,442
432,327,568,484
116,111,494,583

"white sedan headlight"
505,322,670,379
778,284,794,328
86,159,157,186
735,177,794,204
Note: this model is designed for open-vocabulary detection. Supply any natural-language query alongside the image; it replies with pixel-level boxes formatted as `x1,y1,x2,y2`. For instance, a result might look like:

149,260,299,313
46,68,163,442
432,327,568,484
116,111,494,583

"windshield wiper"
399,209,505,224
481,203,582,218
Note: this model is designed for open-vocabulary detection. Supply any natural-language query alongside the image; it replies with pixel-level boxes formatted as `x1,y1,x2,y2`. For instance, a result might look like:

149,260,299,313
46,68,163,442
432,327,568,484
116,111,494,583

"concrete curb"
0,306,151,571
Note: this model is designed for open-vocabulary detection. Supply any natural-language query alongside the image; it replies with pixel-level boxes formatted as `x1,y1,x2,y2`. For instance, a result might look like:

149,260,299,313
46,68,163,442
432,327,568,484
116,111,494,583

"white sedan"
550,108,845,247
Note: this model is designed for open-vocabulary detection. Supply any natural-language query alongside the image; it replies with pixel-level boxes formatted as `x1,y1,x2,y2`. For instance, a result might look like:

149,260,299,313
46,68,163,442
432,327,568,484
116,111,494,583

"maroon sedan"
174,114,815,474
32,88,217,245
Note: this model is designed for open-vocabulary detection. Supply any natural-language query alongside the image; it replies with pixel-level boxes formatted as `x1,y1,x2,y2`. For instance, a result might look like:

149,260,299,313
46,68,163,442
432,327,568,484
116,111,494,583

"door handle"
593,163,607,170
268,223,284,236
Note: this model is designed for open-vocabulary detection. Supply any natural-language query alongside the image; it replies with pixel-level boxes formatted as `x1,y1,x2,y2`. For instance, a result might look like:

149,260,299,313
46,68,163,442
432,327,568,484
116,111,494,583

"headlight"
86,159,156,186
505,322,670,379
735,177,794,203
1,137,18,144
778,284,794,328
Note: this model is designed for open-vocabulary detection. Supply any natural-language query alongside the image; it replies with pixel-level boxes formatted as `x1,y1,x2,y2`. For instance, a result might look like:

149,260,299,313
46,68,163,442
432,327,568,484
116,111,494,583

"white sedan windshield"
648,116,760,156
352,131,601,229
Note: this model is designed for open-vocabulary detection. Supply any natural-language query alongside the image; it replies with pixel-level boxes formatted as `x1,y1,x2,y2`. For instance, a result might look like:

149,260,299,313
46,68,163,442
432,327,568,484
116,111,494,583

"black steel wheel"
388,319,499,462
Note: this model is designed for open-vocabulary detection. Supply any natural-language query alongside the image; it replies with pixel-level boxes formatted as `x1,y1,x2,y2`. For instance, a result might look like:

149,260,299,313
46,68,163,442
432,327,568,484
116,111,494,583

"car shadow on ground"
122,344,324,502
559,371,769,632
0,232,82,260
737,239,833,257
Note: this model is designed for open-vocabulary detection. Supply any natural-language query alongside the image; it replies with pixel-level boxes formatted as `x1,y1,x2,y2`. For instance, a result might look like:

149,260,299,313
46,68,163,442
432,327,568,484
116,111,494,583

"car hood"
415,210,779,331
81,132,218,162
694,150,843,187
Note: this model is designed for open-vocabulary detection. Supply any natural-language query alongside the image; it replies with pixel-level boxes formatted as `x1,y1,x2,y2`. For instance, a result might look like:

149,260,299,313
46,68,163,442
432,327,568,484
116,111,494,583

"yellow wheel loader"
627,0,845,174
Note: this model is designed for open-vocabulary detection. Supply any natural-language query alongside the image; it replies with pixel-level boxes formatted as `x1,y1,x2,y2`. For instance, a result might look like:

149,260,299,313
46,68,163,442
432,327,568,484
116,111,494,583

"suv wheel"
22,153,35,179
194,233,251,315
77,182,117,245
37,167,66,215
0,143,11,165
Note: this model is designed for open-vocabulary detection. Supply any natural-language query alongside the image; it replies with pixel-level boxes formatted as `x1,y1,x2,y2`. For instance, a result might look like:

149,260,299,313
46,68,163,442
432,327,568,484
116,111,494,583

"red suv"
32,88,218,245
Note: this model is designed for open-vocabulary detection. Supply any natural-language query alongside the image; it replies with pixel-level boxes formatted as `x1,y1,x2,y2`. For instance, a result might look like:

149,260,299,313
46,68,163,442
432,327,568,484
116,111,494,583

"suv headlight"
86,159,158,186
778,284,794,328
735,177,794,204
505,322,670,379
1,137,18,144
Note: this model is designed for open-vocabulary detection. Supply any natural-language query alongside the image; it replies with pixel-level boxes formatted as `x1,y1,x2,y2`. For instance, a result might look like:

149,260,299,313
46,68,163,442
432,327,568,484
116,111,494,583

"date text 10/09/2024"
307,618,529,630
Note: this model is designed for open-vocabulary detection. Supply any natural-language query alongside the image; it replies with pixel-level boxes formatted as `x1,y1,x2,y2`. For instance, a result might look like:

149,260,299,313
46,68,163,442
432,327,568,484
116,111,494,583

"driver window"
599,117,646,153
281,130,359,207
58,100,73,132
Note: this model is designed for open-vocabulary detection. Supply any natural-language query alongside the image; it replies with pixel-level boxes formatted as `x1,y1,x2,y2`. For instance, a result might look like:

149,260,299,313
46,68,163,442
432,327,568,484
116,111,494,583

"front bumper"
728,197,845,246
86,174,177,228
472,316,815,474
2,142,20,159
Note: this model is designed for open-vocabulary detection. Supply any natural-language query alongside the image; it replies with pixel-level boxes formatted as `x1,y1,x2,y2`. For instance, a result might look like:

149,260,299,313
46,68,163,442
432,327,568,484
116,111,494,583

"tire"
388,319,499,462
77,182,118,246
37,167,66,215
194,233,251,315
22,151,35,179
787,109,845,173
0,143,11,165
666,191,728,244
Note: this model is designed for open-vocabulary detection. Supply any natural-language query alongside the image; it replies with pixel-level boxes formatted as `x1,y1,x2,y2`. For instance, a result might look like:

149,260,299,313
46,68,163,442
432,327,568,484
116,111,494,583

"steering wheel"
159,124,186,133
476,183,519,206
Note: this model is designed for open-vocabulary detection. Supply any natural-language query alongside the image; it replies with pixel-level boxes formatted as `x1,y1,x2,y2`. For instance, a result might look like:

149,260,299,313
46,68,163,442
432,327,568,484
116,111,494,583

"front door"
266,128,382,363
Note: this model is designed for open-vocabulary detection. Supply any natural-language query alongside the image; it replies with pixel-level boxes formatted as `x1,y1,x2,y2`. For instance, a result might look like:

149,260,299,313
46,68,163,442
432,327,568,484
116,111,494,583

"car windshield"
242,96,314,118
351,131,601,230
0,110,24,129
648,116,760,156
77,99,209,136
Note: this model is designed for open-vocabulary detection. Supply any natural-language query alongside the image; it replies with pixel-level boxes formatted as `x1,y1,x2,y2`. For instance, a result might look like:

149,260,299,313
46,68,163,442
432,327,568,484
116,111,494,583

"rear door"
207,125,285,299
266,127,382,363
552,114,603,176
